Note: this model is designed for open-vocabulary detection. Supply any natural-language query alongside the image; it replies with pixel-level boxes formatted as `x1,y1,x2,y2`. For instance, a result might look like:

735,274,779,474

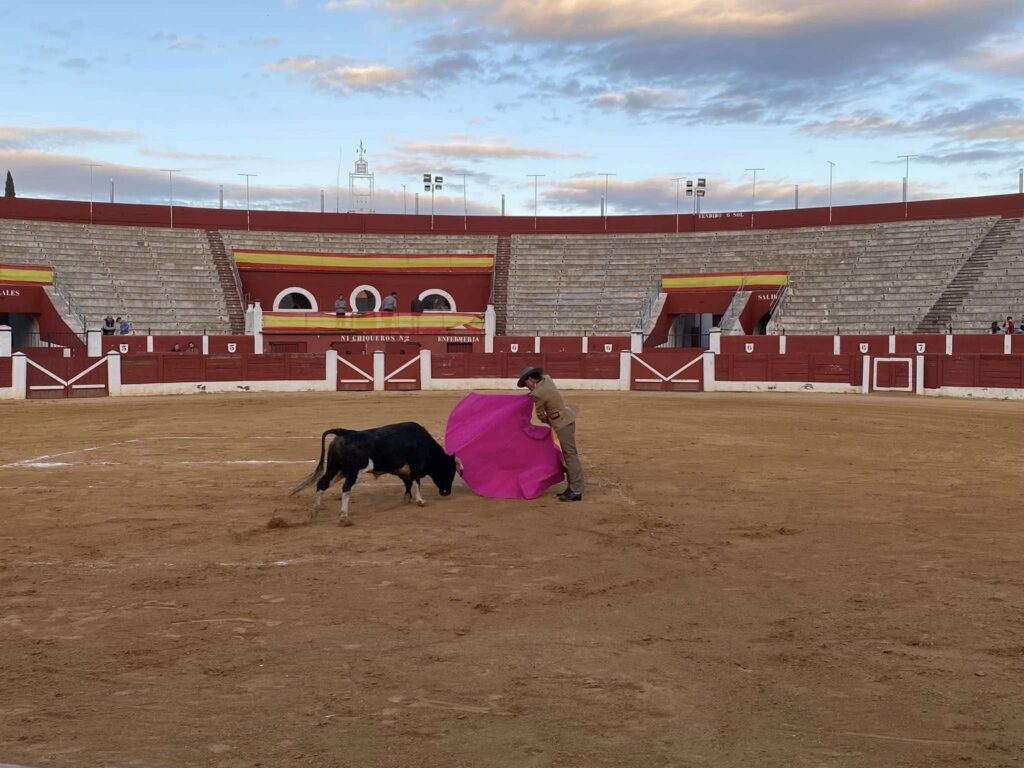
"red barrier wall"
5,193,1022,235
264,332,480,355
954,335,1008,354
493,336,535,353
721,336,782,354
120,353,325,385
717,353,861,385
431,353,619,380
589,336,631,353
924,354,1024,389
783,335,834,355
0,357,11,387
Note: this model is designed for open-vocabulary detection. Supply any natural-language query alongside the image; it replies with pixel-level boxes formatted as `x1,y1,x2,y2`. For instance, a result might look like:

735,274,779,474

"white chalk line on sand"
0,435,320,470
6,459,313,470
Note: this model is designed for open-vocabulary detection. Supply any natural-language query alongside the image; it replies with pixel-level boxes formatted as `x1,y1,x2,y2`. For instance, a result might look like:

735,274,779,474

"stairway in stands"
916,217,1021,333
205,230,246,333
492,235,511,335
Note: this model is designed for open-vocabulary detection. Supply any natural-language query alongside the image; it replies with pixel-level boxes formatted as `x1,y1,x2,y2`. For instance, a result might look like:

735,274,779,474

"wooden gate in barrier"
384,353,421,391
336,354,374,391
630,350,705,391
25,356,109,399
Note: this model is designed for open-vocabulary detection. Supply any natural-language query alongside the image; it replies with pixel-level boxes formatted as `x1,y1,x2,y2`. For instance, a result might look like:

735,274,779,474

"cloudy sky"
1,0,1022,216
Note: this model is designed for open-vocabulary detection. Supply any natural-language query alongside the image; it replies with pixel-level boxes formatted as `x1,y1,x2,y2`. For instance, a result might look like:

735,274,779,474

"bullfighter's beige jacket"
529,375,576,430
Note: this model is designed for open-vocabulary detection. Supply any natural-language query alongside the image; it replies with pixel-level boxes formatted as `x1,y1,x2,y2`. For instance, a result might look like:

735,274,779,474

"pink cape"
445,392,566,499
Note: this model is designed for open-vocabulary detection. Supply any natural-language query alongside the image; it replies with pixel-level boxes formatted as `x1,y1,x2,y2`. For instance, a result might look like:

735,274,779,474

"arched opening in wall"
755,312,772,335
351,285,381,313
273,287,318,312
418,289,456,312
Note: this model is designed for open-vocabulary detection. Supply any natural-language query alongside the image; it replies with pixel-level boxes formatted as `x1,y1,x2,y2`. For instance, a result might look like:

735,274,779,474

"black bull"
291,422,460,525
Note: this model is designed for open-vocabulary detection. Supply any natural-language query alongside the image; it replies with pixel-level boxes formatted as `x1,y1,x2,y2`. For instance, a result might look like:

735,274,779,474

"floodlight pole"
160,169,180,229
745,167,764,228
897,154,920,218
401,183,407,214
238,173,256,231
598,173,616,230
527,174,545,231
827,160,835,223
460,172,468,231
431,180,435,231
109,177,114,204
80,163,100,224
672,177,685,233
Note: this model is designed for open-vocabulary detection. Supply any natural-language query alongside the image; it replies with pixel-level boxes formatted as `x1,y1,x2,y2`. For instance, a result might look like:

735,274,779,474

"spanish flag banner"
661,271,788,292
263,311,485,334
234,250,494,274
0,263,55,285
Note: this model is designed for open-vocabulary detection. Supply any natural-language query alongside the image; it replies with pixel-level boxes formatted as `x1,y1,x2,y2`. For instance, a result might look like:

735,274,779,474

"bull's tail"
290,428,354,495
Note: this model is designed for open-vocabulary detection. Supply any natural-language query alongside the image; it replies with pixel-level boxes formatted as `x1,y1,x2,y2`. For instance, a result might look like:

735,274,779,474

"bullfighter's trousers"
556,423,584,495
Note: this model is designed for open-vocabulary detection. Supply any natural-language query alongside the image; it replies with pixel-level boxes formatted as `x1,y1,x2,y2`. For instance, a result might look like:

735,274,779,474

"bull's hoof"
337,517,354,527
416,500,427,508
404,494,412,505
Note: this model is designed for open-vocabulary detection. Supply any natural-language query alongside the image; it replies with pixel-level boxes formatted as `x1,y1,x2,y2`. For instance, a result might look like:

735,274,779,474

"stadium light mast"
238,173,257,231
401,183,407,215
598,173,616,230
160,169,180,229
460,172,468,231
672,177,686,232
527,174,545,231
827,161,835,223
423,173,443,231
745,167,764,228
80,163,100,225
109,177,114,204
897,154,920,218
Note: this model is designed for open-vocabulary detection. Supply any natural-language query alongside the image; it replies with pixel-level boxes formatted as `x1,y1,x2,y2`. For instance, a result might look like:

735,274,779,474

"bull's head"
430,454,459,497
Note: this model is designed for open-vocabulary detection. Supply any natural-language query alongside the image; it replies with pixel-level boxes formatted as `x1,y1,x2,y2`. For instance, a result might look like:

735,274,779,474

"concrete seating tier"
505,218,997,335
0,219,233,333
948,219,1024,331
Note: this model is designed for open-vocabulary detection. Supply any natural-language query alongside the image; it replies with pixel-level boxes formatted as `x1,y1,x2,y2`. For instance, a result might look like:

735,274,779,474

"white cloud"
0,124,138,151
266,56,411,94
395,136,587,160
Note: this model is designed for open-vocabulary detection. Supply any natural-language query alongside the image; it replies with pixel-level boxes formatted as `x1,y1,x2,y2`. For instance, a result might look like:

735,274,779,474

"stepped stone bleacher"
947,218,1024,332
0,219,234,333
504,218,998,335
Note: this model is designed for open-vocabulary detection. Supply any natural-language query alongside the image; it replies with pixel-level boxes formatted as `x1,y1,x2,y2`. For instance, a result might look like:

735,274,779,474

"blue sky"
1,0,1022,216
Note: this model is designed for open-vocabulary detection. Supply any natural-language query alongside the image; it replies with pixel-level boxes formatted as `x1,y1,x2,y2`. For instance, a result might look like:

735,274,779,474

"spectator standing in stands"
410,295,424,312
334,294,348,316
381,291,398,312
101,315,116,335
118,317,131,335
171,343,182,352
1005,316,1016,335
992,321,1002,334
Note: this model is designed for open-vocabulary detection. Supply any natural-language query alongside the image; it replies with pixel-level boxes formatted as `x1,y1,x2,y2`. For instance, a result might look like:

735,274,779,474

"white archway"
273,286,318,312
350,284,382,313
418,288,457,312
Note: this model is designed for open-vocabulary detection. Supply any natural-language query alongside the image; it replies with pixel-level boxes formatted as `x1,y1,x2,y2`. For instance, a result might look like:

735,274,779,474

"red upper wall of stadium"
2,193,1023,235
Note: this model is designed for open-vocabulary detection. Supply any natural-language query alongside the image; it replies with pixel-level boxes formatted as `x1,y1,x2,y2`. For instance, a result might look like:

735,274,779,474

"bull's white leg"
413,481,426,508
312,490,323,518
338,491,353,526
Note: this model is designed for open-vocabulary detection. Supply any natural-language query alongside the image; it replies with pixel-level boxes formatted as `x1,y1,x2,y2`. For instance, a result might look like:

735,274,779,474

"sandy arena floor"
1,391,1023,768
